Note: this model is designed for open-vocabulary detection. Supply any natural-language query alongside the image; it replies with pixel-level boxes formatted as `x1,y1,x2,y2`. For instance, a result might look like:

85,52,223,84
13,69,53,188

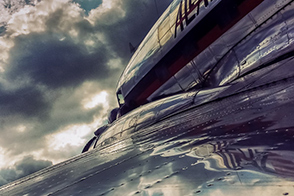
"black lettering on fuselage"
175,0,184,37
175,0,212,38
185,0,196,26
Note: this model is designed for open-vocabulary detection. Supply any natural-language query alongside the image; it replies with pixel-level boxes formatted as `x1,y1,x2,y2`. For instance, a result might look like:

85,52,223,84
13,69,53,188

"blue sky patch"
73,0,102,15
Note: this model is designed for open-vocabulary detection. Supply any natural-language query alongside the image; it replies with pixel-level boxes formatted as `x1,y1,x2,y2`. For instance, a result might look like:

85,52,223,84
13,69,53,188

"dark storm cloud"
0,0,174,145
0,156,52,186
0,0,175,186
14,155,52,176
89,0,173,63
1,0,173,120
0,85,50,118
0,92,104,156
36,94,105,137
4,0,173,92
7,33,111,89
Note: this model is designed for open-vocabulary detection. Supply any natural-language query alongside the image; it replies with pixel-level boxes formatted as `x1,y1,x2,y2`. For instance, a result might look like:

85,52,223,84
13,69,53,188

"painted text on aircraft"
175,0,212,38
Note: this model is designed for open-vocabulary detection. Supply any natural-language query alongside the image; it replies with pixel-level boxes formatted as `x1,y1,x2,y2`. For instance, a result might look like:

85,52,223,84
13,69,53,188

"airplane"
1,0,294,195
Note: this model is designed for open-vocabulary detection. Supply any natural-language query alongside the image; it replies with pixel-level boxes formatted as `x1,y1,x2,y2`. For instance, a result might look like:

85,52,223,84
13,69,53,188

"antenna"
129,42,136,54
154,0,159,17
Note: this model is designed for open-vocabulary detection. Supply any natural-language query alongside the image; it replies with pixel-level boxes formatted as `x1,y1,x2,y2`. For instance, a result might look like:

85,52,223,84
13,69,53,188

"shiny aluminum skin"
117,0,294,109
2,54,294,195
116,0,223,103
1,0,294,195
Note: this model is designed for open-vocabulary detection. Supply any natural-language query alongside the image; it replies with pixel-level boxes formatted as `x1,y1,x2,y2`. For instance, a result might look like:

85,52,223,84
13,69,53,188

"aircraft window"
117,92,125,105
94,124,108,136
82,137,97,153
93,137,98,148
108,108,119,123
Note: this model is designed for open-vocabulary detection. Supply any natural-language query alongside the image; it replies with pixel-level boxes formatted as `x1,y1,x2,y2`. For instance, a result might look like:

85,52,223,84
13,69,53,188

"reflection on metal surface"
2,0,294,195
117,0,294,110
3,58,294,195
116,0,294,114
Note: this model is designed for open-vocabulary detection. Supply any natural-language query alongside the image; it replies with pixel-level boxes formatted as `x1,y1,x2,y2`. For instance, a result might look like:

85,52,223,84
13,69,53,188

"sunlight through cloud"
83,90,108,109
47,124,93,151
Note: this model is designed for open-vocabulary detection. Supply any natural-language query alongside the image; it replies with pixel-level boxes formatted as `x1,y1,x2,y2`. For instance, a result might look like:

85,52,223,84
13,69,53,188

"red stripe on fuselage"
133,0,264,106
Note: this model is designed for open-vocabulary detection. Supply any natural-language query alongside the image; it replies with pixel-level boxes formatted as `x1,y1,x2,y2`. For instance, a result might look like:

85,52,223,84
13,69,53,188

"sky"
0,0,173,186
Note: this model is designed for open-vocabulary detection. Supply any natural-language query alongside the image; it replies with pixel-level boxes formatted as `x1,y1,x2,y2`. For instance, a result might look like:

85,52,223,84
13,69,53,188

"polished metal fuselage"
2,55,294,195
117,0,294,110
1,0,294,195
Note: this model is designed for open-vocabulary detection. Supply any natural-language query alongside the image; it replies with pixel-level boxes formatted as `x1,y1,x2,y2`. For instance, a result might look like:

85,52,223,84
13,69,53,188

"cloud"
6,33,111,89
0,0,173,121
73,0,103,15
0,84,50,118
0,0,173,186
0,155,52,186
0,0,35,25
0,86,106,157
88,0,173,60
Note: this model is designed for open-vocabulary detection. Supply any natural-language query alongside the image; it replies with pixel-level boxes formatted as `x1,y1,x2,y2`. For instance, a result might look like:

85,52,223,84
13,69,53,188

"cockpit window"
117,91,125,105
82,137,97,153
